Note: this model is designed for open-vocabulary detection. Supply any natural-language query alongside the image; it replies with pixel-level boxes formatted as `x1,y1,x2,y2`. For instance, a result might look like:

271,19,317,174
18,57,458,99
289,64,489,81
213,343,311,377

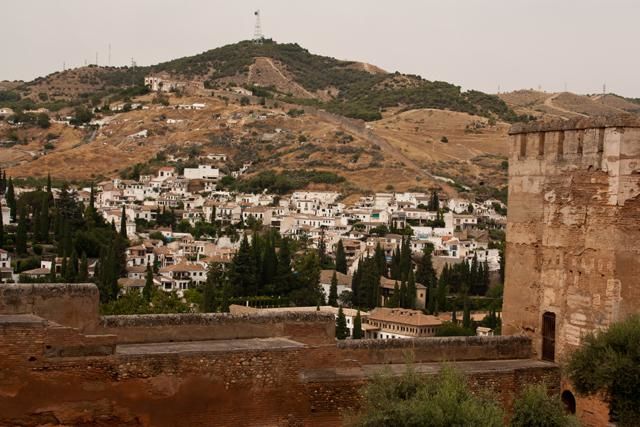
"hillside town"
0,164,505,338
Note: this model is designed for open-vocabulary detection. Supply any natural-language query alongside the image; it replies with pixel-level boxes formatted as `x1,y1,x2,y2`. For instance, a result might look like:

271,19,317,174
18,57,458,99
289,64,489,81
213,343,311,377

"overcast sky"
2,0,639,97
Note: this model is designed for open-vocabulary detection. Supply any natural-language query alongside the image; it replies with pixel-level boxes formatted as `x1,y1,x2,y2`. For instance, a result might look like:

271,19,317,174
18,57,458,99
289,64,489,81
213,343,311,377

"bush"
510,384,579,427
435,321,475,337
566,315,640,426
347,365,504,426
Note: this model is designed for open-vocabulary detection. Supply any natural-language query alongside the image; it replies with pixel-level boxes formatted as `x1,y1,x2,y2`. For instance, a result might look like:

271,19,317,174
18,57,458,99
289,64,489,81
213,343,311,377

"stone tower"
502,116,640,424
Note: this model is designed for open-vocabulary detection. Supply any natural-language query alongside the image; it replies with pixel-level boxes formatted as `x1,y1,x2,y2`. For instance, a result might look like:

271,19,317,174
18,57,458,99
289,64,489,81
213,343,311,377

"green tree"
335,306,348,340
0,200,4,248
352,310,363,339
566,315,640,426
274,237,293,295
291,251,322,306
335,239,347,274
510,384,579,427
347,365,503,427
328,271,339,307
15,205,28,255
203,263,224,312
77,252,88,282
6,178,16,221
406,269,416,309
119,205,127,239
229,235,257,296
436,321,474,337
143,263,154,302
39,194,50,242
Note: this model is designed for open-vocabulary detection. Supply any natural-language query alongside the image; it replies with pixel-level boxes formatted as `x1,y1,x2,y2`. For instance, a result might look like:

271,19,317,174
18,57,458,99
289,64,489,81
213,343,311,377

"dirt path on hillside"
544,93,589,118
308,108,448,188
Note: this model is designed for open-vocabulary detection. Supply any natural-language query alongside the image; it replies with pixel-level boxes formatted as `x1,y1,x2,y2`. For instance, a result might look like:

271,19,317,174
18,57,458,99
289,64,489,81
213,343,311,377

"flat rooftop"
0,314,47,327
116,337,306,356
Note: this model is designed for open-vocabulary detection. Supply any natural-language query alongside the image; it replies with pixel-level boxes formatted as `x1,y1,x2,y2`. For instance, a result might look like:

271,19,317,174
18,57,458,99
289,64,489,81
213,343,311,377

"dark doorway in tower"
542,311,556,362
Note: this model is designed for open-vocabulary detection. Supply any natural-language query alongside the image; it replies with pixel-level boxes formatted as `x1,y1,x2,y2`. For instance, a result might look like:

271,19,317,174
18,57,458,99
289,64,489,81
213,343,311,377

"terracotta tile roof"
369,308,442,327
319,270,352,287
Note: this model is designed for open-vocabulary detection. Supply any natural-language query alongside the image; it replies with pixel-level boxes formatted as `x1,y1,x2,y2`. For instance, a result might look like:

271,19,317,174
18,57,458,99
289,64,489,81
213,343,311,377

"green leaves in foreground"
347,366,503,427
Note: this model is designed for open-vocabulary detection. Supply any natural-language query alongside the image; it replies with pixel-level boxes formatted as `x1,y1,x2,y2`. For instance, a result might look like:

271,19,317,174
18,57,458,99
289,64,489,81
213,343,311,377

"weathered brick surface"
98,311,336,345
503,118,640,426
0,318,559,427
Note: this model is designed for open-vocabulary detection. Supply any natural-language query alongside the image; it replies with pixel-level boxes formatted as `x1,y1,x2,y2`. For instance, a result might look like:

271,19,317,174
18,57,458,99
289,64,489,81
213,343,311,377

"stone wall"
97,311,336,345
503,116,640,426
504,116,640,360
0,319,557,427
0,283,99,331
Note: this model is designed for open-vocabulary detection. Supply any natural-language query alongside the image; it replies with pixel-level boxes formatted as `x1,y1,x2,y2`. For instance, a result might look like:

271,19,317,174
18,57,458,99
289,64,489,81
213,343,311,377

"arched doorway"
542,312,556,362
561,390,576,414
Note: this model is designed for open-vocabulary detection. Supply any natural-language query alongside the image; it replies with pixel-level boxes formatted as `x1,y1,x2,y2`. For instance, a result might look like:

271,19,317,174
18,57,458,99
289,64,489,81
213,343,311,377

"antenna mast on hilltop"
253,10,264,44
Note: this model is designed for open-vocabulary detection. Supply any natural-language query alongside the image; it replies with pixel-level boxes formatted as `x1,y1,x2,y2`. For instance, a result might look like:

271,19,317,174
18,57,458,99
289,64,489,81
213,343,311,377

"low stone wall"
97,311,336,345
0,283,99,331
337,335,532,363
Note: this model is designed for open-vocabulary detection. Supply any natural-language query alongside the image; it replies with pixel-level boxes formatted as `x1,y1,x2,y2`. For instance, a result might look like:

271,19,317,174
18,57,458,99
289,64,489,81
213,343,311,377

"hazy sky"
2,0,639,97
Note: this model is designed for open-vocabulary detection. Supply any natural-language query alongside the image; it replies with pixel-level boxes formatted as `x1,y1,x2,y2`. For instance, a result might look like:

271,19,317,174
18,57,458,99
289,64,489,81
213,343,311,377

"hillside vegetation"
1,40,524,123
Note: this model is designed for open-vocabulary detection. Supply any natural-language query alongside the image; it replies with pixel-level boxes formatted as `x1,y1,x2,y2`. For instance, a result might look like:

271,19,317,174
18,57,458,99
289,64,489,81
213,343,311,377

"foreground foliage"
510,384,579,427
346,366,504,427
566,315,640,426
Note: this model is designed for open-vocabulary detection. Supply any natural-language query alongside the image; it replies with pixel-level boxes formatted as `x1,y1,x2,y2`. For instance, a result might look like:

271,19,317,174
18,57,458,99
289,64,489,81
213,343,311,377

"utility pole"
108,43,111,66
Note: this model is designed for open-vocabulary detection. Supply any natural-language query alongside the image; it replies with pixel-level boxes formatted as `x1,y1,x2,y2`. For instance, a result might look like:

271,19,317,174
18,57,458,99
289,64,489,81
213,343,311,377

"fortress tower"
502,116,640,424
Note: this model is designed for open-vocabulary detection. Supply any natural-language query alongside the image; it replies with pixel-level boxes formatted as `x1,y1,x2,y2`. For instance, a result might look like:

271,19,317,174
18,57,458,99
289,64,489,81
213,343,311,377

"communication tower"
253,10,264,44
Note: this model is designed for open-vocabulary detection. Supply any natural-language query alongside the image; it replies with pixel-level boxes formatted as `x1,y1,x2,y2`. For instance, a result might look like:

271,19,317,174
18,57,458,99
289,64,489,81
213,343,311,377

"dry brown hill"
499,90,640,120
1,91,511,198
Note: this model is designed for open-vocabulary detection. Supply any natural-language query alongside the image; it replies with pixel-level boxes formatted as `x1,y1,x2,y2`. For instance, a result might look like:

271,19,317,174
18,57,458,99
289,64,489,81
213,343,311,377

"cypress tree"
119,205,127,239
230,235,257,296
390,247,401,280
0,200,4,248
328,271,339,307
70,250,79,280
6,178,16,222
15,205,28,255
482,260,490,295
352,310,363,339
399,237,412,280
275,237,292,295
374,242,386,277
436,264,449,313
389,281,400,308
261,233,277,290
143,263,154,302
61,219,72,257
463,296,472,330
399,280,407,308
335,306,348,340
32,207,41,243
46,173,52,195
39,194,50,242
77,252,88,282
351,258,362,307
335,240,347,274
406,269,417,309
60,255,68,280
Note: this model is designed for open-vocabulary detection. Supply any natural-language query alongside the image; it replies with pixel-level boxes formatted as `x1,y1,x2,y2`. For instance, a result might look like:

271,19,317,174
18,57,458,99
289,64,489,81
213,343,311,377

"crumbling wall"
0,284,99,331
0,330,556,427
97,311,336,345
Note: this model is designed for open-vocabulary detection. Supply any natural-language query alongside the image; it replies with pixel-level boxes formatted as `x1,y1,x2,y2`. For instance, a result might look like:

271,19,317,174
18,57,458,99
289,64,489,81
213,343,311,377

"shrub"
566,315,640,426
346,365,504,426
510,384,579,427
